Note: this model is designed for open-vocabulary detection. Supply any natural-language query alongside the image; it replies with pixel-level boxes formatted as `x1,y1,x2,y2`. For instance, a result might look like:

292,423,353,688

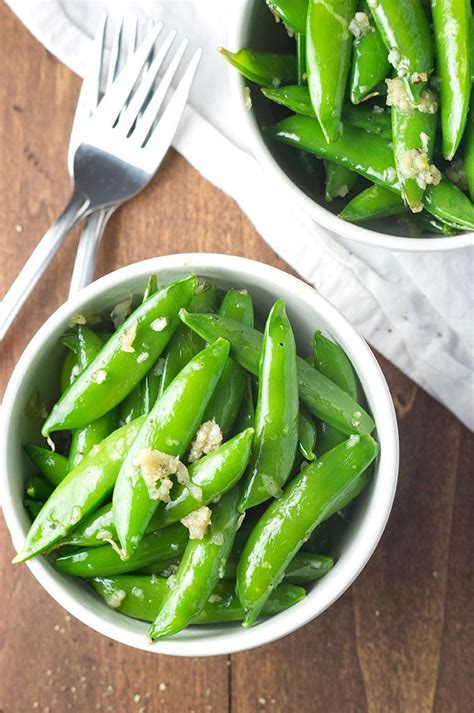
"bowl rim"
227,0,474,253
1,253,399,656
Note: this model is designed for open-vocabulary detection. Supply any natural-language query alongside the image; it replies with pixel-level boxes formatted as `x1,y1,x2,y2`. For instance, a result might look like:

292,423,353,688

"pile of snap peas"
220,0,474,236
17,275,378,640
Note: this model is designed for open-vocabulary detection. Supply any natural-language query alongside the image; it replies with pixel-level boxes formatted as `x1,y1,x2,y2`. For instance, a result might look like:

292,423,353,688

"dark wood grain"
0,5,472,712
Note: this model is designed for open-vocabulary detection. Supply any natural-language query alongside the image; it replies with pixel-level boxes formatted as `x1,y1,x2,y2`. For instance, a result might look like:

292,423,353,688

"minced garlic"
243,86,252,111
181,506,212,539
188,420,223,463
91,369,107,384
349,12,371,40
137,351,149,364
105,589,126,608
208,594,222,604
134,449,187,502
386,78,438,114
399,149,442,190
150,317,168,332
67,313,87,328
387,47,410,78
119,320,137,353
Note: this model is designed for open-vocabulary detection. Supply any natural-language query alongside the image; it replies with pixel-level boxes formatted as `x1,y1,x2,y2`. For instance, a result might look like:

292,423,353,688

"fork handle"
0,190,90,341
68,207,116,298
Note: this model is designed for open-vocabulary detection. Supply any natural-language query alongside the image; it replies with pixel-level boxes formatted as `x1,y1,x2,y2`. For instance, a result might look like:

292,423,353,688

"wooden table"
1,6,472,712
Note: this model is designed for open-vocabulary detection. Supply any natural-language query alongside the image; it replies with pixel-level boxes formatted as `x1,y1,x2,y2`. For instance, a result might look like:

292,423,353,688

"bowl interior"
2,255,398,655
237,0,471,245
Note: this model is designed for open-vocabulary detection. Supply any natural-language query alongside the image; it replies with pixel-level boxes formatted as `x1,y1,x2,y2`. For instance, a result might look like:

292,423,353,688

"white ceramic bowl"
1,254,398,656
228,0,473,252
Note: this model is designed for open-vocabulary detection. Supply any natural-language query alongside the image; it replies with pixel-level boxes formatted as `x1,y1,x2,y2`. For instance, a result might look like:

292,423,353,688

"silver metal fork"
0,19,201,340
68,16,146,297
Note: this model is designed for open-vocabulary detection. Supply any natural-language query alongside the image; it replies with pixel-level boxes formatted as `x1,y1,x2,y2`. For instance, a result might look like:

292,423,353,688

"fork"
68,16,154,297
0,20,201,340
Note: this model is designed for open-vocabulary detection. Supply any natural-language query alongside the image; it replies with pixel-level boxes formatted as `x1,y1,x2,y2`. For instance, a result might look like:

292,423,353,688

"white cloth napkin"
6,0,474,429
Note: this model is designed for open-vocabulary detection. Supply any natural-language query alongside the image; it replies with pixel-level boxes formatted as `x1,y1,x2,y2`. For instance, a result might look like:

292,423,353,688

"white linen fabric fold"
6,0,474,428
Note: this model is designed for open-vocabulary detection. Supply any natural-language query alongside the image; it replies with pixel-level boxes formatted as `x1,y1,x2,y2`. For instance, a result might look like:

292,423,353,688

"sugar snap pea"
237,434,378,625
24,444,69,487
24,499,44,520
55,524,188,577
232,377,255,435
14,417,146,562
65,428,254,548
391,96,438,212
296,33,306,85
266,0,308,34
324,161,358,201
339,184,405,222
313,331,358,400
431,0,472,160
68,326,118,469
223,550,333,584
298,406,317,461
465,101,474,202
202,289,251,435
265,114,474,230
179,311,375,436
60,350,79,393
367,0,435,102
350,0,391,104
112,338,230,558
148,486,242,640
159,283,217,396
42,276,198,435
240,300,299,511
91,575,306,625
218,47,296,86
306,0,357,143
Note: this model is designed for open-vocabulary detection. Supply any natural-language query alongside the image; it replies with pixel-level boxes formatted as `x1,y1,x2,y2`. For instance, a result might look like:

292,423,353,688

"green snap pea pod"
350,0,391,104
465,101,474,202
55,524,187,577
265,114,474,229
218,47,297,86
298,406,317,461
68,326,118,469
240,300,299,511
237,434,378,625
303,520,331,555
179,311,375,435
42,276,198,435
218,288,255,327
313,330,358,455
113,339,230,558
431,0,472,159
60,350,79,393
91,575,305,625
261,85,392,137
266,0,307,34
66,428,254,547
232,377,255,435
203,289,252,435
367,0,435,102
148,486,242,640
296,33,306,85
391,100,438,212
223,551,334,584
324,161,358,201
159,283,217,396
24,499,44,520
25,475,53,501
397,212,459,236
339,184,405,221
119,275,161,424
306,0,357,143
13,417,146,563
24,444,69,486
313,331,358,400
